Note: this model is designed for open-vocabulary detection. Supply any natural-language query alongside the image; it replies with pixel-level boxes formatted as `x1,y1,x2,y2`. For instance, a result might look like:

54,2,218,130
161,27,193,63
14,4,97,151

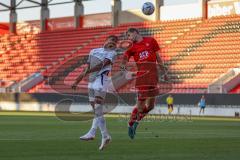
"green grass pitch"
0,111,240,160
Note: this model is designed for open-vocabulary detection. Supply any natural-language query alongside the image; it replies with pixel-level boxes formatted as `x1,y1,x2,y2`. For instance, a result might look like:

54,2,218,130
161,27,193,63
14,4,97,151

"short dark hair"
126,28,139,34
106,35,118,43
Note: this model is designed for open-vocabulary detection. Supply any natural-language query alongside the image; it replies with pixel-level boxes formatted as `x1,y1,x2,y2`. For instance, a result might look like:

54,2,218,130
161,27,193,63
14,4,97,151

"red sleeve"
152,38,160,52
124,48,133,60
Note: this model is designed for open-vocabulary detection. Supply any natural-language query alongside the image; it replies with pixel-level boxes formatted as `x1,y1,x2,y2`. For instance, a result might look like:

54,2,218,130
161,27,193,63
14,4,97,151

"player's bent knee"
137,103,145,112
95,96,104,104
94,103,104,117
90,101,95,108
148,104,155,110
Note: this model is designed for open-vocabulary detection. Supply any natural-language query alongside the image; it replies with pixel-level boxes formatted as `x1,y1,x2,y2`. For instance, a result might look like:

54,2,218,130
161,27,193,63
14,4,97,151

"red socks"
128,105,149,126
128,107,138,126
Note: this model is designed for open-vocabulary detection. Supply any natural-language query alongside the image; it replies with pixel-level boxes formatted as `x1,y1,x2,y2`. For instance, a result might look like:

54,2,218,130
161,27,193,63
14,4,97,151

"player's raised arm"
85,58,112,74
120,54,128,71
72,57,112,90
85,41,116,74
72,62,90,89
72,35,118,90
120,43,133,71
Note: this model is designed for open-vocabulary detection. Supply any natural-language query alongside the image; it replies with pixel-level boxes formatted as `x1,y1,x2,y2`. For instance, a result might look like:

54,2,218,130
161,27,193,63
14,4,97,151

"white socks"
97,116,109,138
88,117,97,136
85,103,109,138
95,103,109,138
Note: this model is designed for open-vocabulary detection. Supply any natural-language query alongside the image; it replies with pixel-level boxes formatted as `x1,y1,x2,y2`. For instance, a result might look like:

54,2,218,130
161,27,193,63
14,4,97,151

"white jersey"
87,47,116,82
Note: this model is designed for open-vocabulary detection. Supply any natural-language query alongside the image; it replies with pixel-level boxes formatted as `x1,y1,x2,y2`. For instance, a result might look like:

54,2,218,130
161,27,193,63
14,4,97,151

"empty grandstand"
0,0,239,110
1,7,240,93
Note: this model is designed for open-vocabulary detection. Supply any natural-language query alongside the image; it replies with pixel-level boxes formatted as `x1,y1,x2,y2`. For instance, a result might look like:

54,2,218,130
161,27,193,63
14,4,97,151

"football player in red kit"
120,28,167,139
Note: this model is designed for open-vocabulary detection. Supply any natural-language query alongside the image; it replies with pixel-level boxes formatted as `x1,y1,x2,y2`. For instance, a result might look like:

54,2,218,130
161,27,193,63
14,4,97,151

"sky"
0,0,198,22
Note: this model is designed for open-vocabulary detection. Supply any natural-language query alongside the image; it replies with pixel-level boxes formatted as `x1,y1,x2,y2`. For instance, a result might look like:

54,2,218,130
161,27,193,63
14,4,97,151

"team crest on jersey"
139,51,149,60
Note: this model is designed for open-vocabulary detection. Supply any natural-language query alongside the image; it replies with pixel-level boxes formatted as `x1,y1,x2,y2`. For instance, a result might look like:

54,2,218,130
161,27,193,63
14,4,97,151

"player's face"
126,32,137,42
104,38,117,50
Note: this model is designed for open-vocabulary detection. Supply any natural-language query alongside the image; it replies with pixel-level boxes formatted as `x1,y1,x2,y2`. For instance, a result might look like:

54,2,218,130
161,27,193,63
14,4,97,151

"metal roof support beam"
0,2,10,9
25,0,41,5
16,0,25,7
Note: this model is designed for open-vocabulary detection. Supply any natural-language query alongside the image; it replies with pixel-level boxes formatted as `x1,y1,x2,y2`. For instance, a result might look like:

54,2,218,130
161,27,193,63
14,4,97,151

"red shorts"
137,86,159,101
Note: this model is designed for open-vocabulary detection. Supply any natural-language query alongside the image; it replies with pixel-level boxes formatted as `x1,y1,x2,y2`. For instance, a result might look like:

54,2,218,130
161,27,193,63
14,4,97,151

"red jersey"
124,37,160,87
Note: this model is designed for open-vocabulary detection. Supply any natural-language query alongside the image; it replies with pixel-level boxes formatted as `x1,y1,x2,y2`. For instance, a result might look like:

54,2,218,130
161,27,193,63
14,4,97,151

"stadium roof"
0,0,92,12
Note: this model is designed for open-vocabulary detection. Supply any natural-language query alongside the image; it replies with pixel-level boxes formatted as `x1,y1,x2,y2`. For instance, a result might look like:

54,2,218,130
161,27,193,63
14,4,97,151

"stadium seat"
1,16,240,93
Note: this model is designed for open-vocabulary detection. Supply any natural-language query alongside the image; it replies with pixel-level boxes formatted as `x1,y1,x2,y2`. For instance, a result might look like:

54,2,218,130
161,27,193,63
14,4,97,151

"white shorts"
88,74,109,102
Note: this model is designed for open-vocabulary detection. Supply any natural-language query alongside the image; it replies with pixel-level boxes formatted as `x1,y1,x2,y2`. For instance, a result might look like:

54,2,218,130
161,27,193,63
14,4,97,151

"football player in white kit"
72,35,118,150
